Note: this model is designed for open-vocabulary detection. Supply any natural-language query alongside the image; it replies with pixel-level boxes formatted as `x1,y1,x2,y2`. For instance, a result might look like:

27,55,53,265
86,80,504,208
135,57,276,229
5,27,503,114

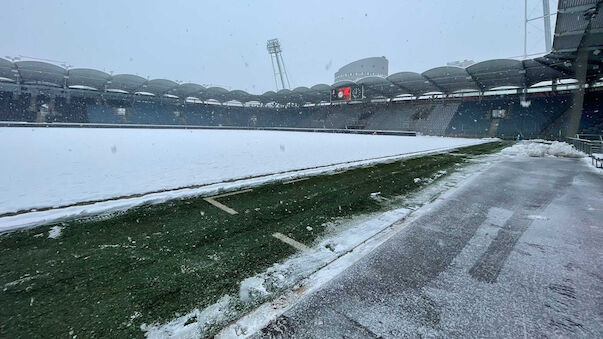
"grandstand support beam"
466,72,486,92
564,0,599,136
565,46,589,137
49,96,55,115
29,93,37,112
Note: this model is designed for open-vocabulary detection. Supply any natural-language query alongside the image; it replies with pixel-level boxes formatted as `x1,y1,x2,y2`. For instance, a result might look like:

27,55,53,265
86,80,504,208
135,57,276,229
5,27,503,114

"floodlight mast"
267,39,290,91
523,0,555,58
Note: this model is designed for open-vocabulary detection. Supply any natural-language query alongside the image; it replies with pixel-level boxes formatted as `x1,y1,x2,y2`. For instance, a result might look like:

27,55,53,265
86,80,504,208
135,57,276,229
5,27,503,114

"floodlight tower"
266,38,291,91
523,0,555,58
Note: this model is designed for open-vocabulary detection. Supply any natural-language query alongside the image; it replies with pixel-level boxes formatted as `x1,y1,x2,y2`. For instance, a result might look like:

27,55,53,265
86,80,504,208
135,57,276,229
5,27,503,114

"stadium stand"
0,0,600,138
580,91,603,135
426,102,461,136
0,93,35,122
446,98,496,137
496,93,572,138
87,105,125,124
0,88,600,138
363,103,414,131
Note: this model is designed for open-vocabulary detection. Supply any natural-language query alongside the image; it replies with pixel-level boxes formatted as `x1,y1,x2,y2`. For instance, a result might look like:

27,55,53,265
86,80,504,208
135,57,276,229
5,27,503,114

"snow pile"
239,276,269,303
47,225,63,239
502,140,586,158
143,295,234,339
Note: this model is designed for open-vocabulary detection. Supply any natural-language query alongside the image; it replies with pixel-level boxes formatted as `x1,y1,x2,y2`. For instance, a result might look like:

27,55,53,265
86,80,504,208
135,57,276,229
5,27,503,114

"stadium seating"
580,92,603,135
363,103,415,131
446,98,496,137
0,88,600,138
496,93,571,138
424,102,460,135
0,93,36,122
87,105,125,124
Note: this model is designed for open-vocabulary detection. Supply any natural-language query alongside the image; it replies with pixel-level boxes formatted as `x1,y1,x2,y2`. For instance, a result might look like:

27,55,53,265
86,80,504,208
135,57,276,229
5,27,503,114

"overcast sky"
1,0,558,94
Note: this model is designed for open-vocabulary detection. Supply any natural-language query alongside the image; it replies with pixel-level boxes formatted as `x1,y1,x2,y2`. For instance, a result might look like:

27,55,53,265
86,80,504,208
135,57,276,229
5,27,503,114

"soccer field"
0,141,508,338
0,128,487,229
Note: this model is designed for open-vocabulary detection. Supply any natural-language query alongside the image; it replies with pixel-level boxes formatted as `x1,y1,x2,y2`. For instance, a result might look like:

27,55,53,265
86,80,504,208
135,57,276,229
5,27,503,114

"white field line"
283,178,309,185
203,189,253,215
203,198,238,215
272,233,310,252
210,189,253,199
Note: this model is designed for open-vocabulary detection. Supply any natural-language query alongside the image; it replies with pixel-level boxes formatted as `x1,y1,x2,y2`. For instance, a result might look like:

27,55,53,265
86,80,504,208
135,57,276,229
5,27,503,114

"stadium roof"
537,0,602,83
0,1,600,105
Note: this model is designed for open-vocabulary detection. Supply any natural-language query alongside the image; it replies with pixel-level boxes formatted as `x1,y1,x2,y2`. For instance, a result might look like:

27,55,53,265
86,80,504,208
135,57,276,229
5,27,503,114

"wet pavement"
257,157,603,338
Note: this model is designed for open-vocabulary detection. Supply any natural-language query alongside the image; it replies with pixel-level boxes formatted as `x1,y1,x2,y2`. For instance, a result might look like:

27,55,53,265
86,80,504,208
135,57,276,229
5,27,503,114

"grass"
0,141,509,338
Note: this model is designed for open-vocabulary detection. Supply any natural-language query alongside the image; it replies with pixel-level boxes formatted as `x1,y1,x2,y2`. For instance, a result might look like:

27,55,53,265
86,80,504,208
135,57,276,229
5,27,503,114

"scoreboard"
331,85,363,102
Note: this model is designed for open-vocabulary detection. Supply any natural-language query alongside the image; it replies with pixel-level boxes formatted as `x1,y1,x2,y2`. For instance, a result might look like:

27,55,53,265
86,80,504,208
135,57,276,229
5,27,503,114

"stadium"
0,1,602,338
0,5,601,138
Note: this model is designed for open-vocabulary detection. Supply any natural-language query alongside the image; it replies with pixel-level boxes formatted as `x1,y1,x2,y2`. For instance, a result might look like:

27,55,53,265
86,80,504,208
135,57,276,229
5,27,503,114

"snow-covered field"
0,127,486,227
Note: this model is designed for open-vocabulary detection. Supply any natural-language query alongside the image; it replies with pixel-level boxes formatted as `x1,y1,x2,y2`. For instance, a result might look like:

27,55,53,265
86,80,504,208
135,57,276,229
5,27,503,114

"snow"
239,276,269,303
47,225,63,239
148,146,506,338
142,295,234,339
0,127,488,231
501,140,586,158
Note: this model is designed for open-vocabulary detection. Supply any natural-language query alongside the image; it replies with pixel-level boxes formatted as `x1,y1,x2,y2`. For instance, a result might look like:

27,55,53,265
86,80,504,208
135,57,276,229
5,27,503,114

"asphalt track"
256,157,603,338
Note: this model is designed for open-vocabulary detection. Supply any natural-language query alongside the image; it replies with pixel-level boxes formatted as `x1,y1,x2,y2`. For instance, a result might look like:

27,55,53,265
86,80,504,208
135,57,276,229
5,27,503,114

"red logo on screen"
337,87,351,101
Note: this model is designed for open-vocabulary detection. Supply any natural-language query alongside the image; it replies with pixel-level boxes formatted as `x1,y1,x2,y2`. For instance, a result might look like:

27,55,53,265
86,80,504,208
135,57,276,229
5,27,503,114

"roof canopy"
67,68,111,90
466,59,525,89
0,56,591,103
0,58,18,82
143,79,178,96
15,61,66,87
107,74,147,93
168,83,205,99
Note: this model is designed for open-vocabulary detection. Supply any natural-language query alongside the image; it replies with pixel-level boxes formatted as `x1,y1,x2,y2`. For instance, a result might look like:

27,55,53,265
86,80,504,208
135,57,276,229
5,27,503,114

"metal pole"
279,53,291,89
270,54,279,91
274,53,286,90
542,0,552,52
524,0,528,58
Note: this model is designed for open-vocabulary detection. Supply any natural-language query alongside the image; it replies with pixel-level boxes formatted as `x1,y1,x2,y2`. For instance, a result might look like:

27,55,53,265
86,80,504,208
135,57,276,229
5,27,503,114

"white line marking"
272,232,310,252
204,198,239,215
283,177,309,184
203,189,253,215
210,189,253,199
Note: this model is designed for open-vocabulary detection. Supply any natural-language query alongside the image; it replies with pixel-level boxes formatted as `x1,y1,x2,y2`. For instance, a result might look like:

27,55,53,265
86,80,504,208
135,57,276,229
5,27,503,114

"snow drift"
502,140,586,158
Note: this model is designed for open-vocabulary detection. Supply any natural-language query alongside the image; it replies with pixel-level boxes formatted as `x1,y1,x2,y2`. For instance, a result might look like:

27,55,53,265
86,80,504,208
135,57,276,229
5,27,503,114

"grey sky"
1,0,557,94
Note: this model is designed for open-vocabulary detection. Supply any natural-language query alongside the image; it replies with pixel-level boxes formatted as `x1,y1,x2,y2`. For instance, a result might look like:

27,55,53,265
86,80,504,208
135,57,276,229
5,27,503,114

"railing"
566,134,602,156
